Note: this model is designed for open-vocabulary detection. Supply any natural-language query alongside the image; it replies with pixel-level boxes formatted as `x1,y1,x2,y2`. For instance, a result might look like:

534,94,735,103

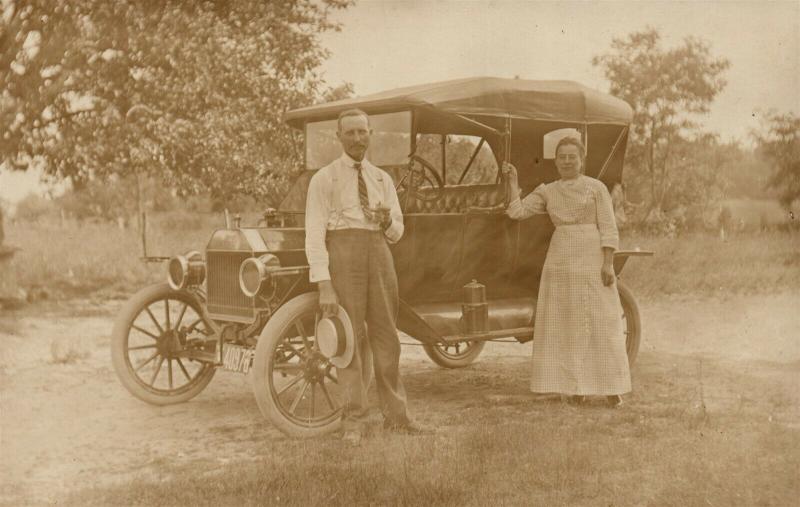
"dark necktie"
354,162,369,210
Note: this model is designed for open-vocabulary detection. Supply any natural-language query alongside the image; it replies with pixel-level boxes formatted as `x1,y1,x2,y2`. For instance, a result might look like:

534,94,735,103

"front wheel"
617,280,642,366
423,340,485,368
251,293,345,438
111,283,216,405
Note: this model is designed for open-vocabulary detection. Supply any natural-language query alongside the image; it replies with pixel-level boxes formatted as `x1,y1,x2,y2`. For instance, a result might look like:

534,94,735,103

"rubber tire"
423,340,486,369
111,283,216,405
251,292,342,438
617,280,642,366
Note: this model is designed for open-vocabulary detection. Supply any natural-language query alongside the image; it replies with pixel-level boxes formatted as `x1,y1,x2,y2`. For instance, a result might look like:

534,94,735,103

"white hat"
316,305,355,368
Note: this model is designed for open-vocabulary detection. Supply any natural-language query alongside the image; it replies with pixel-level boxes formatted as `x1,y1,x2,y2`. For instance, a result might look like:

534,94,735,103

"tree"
716,143,771,200
1,0,353,206
752,111,800,209
593,28,730,223
662,134,730,210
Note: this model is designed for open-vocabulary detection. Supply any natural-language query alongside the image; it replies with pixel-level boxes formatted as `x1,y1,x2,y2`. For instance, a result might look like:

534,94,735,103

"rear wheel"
111,283,216,405
251,293,344,438
423,340,485,368
617,280,642,365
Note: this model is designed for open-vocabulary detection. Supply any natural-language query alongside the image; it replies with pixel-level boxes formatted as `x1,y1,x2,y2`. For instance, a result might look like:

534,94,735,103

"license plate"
222,344,254,374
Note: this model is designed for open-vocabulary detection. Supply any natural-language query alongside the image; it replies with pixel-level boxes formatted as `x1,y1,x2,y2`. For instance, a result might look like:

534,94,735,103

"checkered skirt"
530,224,632,395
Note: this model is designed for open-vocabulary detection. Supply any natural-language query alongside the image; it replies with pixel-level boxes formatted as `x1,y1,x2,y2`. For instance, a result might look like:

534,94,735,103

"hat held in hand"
316,305,355,368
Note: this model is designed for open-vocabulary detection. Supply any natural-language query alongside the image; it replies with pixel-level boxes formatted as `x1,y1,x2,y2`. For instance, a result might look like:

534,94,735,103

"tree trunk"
649,119,659,208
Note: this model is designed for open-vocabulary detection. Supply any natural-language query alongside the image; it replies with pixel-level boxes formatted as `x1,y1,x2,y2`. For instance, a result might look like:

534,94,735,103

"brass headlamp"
239,254,280,298
167,251,206,290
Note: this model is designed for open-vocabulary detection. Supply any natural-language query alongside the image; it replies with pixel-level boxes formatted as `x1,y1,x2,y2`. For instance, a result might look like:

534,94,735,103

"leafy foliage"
593,28,730,223
752,111,800,209
2,0,353,206
716,145,772,200
415,134,498,186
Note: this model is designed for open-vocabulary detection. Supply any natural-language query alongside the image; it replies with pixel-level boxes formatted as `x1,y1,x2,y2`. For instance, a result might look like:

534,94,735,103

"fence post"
141,210,148,257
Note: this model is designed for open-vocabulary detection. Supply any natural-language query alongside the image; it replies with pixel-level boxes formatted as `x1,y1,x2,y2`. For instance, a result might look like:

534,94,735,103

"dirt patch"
1,292,798,505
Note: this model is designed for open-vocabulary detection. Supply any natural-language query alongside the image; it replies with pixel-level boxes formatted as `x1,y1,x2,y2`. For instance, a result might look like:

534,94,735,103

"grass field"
2,210,798,303
722,198,799,229
67,421,798,506
618,230,799,298
57,347,797,507
0,213,220,301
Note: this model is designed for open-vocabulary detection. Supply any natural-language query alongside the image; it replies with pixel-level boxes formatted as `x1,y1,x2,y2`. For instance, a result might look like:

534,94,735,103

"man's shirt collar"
340,153,368,169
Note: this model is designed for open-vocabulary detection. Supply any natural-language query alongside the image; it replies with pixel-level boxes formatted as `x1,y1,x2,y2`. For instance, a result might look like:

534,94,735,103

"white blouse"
506,175,619,250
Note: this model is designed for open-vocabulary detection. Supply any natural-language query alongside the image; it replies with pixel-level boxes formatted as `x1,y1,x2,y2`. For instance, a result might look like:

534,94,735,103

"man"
305,109,425,445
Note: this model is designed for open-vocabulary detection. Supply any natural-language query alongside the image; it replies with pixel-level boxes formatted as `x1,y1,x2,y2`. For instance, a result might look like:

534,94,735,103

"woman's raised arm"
505,162,547,220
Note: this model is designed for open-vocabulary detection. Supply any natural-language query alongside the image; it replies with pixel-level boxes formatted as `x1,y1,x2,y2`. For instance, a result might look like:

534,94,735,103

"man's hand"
601,262,615,287
318,280,339,317
363,204,392,229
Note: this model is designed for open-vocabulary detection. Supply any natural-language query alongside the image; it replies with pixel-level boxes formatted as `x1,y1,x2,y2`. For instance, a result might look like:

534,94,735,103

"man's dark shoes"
383,419,433,435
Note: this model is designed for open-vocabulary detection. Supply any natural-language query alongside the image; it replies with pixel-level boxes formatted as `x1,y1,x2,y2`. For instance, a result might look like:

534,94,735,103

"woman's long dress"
507,175,632,395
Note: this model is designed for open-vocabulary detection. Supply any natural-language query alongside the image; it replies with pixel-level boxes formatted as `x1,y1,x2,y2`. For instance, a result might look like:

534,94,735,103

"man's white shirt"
304,153,404,283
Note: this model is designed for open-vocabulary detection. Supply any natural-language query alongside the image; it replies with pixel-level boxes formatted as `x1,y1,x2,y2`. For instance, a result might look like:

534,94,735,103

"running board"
442,327,534,343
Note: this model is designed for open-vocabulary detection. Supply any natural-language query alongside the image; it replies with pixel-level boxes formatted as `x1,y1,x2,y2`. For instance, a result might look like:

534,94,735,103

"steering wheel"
395,154,445,204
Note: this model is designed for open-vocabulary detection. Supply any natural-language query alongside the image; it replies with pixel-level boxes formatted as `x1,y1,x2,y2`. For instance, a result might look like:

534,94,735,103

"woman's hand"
601,262,615,287
502,162,519,186
502,162,521,198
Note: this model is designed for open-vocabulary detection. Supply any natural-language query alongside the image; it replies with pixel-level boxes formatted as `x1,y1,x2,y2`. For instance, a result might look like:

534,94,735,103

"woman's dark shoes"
607,395,624,408
531,393,561,402
567,395,586,406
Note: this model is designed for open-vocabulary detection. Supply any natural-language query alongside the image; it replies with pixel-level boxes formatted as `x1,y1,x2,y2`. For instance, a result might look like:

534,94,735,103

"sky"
318,0,798,141
2,0,798,204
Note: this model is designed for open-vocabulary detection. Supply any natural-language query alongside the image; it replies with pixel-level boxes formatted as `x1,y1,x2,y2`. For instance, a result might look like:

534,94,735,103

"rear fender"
613,250,654,275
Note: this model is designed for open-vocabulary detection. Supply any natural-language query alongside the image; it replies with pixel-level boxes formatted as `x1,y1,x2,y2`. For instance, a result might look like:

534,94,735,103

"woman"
504,137,631,407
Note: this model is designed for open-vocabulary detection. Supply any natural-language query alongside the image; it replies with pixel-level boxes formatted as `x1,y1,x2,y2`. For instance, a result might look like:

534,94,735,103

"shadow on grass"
66,436,477,507
51,345,800,507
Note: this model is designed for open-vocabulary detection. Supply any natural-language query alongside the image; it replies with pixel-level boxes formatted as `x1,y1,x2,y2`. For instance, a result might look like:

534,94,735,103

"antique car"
111,77,651,437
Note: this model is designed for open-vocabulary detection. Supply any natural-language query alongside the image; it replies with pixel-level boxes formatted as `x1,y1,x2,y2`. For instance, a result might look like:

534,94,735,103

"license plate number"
222,344,254,374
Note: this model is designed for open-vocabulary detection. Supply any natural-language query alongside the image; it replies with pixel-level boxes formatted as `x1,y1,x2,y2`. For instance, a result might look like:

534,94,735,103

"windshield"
305,111,412,170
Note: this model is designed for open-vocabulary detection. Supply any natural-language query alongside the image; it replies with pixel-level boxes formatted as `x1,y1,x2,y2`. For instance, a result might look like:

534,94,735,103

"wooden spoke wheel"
423,339,485,369
251,293,344,438
111,283,216,405
617,280,642,365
